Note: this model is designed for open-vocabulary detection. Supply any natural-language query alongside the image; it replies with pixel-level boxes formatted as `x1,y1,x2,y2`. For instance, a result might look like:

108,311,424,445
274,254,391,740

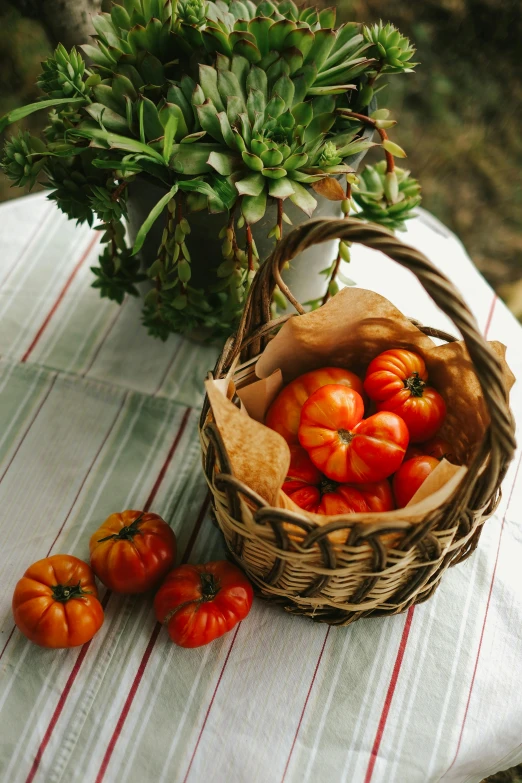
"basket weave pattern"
199,218,516,625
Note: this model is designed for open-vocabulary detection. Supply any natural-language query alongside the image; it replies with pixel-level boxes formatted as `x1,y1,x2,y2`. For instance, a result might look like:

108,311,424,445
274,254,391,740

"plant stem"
337,110,395,173
367,62,382,87
246,224,254,271
111,180,127,202
277,198,283,241
321,181,351,306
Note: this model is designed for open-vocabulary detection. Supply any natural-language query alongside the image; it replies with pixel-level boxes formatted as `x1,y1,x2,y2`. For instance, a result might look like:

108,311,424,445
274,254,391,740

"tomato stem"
98,513,144,543
199,572,219,601
338,428,354,445
320,478,339,496
51,581,88,603
404,372,426,397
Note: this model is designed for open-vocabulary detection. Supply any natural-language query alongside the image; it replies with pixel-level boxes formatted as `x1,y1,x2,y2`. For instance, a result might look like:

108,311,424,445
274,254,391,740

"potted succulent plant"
1,1,420,340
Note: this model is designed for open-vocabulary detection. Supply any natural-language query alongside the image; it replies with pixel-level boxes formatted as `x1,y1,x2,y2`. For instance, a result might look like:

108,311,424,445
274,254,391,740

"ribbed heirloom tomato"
12,555,104,648
298,385,409,483
90,510,176,594
393,455,440,507
283,445,394,515
364,349,446,442
265,366,364,444
154,561,253,648
405,436,455,463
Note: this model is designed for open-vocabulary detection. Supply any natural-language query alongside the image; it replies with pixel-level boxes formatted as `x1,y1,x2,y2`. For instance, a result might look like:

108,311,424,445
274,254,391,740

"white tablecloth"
0,193,521,783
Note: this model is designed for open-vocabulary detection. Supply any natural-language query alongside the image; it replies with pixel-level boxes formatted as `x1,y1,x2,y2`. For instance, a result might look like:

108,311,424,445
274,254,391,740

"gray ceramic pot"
127,115,375,313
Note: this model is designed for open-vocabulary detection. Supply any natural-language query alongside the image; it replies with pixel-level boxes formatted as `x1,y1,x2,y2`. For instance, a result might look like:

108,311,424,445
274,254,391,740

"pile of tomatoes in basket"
12,511,253,650
265,348,455,515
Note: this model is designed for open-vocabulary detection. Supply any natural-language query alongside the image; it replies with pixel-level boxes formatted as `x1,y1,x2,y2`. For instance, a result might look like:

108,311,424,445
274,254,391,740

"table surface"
0,193,521,783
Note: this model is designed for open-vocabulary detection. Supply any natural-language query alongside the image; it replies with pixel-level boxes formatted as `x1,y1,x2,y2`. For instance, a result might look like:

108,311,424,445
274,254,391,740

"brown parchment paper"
205,287,514,540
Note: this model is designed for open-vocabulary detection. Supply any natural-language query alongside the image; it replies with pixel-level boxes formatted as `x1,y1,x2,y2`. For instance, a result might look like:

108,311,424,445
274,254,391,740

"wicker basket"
199,217,516,625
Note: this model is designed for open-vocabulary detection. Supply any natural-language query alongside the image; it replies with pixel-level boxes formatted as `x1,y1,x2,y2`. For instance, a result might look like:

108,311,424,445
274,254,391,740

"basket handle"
230,217,515,487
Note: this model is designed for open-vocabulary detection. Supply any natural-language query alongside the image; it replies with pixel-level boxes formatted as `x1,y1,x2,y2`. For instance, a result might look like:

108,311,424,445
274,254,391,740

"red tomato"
363,349,446,442
12,555,104,648
283,446,394,515
90,510,176,594
154,561,253,648
265,367,364,444
405,437,455,463
393,455,440,507
298,385,409,483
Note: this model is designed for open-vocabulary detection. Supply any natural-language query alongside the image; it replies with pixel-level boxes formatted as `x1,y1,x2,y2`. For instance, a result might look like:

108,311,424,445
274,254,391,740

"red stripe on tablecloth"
46,392,128,555
21,233,99,364
0,373,58,661
94,492,210,783
363,607,415,783
280,627,331,783
362,290,499,781
182,623,242,783
24,410,191,783
0,205,51,290
0,626,16,661
24,590,111,783
442,450,522,777
81,300,126,378
0,373,57,489
153,338,184,397
143,408,191,512
94,622,163,783
484,295,497,339
0,391,127,661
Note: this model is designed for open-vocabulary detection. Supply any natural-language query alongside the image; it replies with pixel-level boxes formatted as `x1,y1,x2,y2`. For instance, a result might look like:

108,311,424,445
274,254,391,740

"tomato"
393,455,440,507
363,349,446,442
283,446,394,515
12,555,104,648
298,385,409,483
265,366,364,444
90,510,176,594
405,437,455,463
154,561,253,648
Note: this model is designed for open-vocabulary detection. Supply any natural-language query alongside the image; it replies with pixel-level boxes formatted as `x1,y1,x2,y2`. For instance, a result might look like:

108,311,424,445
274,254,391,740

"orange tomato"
12,555,104,648
298,385,409,483
90,510,176,594
283,446,394,515
265,367,364,444
364,349,446,442
393,455,440,507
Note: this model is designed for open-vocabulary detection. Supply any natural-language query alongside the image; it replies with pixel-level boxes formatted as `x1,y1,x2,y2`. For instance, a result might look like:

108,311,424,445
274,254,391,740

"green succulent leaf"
235,172,264,197
170,143,220,174
289,180,317,216
85,103,128,134
242,150,264,171
0,98,85,133
382,139,407,158
248,17,273,58
199,64,225,111
261,166,287,179
268,177,294,198
207,150,239,175
132,184,178,255
241,190,267,223
246,65,268,99
162,115,178,162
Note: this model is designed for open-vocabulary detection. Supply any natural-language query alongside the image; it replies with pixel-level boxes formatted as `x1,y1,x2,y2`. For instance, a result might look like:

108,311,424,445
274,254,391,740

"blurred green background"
1,0,521,313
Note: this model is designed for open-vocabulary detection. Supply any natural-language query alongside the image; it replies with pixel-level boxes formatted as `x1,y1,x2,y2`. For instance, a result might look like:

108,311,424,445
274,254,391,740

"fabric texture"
0,193,520,783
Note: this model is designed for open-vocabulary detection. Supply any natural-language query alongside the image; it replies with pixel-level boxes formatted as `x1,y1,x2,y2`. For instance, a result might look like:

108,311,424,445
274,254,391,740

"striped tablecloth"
0,192,521,783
